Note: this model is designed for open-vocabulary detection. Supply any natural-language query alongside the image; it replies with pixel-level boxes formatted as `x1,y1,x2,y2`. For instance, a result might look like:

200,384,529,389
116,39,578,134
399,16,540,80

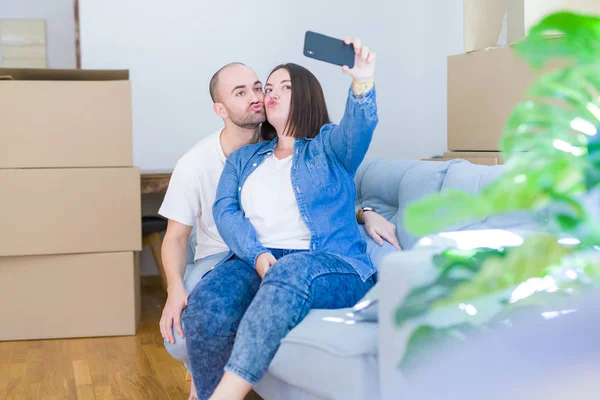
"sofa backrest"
355,157,543,250
187,157,546,261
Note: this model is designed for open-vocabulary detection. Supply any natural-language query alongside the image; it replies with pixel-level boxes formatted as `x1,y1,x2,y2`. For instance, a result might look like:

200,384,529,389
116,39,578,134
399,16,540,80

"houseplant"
397,11,600,369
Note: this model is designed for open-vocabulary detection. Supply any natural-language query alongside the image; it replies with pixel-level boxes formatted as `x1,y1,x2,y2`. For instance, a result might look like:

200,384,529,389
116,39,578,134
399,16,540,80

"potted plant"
396,11,600,369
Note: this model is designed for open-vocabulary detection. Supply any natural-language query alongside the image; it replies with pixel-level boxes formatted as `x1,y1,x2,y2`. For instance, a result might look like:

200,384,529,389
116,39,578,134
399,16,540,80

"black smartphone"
303,31,355,69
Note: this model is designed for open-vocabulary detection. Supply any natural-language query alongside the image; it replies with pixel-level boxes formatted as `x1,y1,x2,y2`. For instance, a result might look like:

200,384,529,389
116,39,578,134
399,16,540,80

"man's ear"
213,102,228,119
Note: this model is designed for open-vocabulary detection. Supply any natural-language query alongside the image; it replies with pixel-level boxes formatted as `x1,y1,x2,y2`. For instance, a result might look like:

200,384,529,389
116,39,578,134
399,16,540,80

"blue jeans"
182,249,374,399
163,251,229,371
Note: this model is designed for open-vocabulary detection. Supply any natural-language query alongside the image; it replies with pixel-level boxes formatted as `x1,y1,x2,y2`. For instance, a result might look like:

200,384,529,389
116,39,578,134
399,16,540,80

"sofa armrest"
377,247,441,400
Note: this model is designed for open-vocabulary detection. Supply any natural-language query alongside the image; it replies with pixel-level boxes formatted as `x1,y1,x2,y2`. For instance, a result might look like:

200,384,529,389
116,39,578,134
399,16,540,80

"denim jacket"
213,86,378,282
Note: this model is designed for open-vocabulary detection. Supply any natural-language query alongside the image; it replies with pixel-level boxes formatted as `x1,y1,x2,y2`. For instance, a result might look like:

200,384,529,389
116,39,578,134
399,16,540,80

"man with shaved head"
157,62,399,399
158,62,266,399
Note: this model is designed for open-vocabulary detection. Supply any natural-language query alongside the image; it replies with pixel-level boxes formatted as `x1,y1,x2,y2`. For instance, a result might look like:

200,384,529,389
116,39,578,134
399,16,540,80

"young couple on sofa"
157,37,400,400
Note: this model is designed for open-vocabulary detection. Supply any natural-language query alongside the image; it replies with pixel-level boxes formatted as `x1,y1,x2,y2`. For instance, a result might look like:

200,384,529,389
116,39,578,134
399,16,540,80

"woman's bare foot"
188,378,198,400
208,371,252,400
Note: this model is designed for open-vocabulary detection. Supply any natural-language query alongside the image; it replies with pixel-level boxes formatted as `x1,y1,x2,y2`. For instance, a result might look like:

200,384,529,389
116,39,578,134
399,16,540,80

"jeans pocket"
306,153,332,189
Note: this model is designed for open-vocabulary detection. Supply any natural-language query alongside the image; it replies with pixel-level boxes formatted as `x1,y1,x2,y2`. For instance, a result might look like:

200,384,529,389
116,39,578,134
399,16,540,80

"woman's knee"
264,252,349,286
264,252,312,282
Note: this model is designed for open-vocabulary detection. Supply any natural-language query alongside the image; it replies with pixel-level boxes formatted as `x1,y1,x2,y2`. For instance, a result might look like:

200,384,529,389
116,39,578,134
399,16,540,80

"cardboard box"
507,0,600,44
0,252,140,340
464,0,600,52
464,0,508,52
0,68,132,168
448,46,548,151
0,19,47,68
443,151,505,165
0,168,141,257
423,152,504,166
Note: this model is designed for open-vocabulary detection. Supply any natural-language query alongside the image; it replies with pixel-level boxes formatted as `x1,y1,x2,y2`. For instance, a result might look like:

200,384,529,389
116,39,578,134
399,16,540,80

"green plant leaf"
514,12,600,69
403,190,488,236
433,235,576,308
399,323,479,371
395,248,504,326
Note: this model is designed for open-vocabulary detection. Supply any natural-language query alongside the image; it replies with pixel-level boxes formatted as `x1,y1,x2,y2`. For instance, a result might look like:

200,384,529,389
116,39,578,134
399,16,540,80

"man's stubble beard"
229,110,266,130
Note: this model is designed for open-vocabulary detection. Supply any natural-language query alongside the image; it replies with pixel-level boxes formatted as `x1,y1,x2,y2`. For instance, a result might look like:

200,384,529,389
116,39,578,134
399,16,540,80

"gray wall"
80,0,465,172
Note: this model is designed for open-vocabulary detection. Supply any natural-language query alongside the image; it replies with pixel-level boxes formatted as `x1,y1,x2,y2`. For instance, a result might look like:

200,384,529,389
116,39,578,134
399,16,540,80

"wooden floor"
0,278,263,400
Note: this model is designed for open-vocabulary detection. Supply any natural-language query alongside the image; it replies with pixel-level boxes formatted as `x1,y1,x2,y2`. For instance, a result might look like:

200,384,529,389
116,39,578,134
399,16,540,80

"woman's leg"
210,252,374,399
163,252,229,371
163,252,229,400
182,257,261,400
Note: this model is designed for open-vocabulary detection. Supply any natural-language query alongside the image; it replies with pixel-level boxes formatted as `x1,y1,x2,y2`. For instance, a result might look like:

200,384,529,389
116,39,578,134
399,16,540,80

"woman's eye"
283,85,291,90
265,88,272,93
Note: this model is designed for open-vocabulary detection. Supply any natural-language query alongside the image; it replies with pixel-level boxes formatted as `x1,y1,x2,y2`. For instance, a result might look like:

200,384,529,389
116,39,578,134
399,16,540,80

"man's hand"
363,211,402,250
255,252,277,278
160,283,189,344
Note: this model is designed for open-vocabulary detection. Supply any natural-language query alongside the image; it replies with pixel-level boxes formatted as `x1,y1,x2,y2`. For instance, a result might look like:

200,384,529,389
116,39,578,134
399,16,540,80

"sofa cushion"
355,158,451,250
439,161,544,232
355,158,543,250
265,308,379,400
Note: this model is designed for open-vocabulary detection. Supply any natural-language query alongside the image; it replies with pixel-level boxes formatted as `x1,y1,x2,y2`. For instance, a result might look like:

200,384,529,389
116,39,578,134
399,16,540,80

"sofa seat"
256,308,379,400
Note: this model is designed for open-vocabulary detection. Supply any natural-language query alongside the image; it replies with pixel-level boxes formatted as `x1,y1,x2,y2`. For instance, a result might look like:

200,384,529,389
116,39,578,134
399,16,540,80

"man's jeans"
182,249,374,400
163,251,229,371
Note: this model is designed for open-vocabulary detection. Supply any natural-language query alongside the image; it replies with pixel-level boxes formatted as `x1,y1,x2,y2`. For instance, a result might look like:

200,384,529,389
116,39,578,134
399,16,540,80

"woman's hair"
260,63,331,141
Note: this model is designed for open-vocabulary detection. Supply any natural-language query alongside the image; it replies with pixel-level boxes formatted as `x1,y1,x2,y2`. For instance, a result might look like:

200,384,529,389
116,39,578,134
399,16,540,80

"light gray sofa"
186,158,542,400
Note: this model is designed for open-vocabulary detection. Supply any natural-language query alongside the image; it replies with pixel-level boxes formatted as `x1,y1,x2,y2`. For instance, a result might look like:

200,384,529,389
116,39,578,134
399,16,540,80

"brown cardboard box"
448,46,546,151
0,20,47,68
507,0,600,44
0,68,132,169
0,167,141,257
423,152,504,166
0,252,140,340
443,151,505,165
464,0,508,52
464,0,600,52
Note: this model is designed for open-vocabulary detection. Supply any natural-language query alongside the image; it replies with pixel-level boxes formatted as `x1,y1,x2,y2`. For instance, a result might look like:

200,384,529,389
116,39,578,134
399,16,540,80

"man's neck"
220,125,257,157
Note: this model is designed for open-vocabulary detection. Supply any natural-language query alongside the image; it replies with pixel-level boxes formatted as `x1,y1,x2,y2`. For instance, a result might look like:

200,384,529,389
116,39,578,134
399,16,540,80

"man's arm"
161,219,193,290
157,157,200,344
160,219,193,344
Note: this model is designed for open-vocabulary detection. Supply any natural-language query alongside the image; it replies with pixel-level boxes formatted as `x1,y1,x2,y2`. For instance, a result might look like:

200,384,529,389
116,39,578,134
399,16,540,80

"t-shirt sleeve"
158,160,201,227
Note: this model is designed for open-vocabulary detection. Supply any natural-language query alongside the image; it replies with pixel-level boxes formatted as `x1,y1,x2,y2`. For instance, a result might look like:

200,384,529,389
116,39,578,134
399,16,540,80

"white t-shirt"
241,153,311,250
158,129,230,260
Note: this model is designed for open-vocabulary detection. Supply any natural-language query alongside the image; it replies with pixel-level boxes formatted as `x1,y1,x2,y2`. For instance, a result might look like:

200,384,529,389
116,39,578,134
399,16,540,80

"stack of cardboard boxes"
439,0,600,165
0,68,142,341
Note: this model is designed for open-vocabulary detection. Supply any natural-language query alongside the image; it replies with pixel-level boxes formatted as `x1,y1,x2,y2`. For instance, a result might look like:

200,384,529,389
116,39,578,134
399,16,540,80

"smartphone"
303,31,355,69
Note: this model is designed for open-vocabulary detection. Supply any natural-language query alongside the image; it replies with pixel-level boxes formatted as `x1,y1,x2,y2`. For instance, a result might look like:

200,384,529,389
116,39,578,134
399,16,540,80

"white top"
159,129,230,260
241,153,311,250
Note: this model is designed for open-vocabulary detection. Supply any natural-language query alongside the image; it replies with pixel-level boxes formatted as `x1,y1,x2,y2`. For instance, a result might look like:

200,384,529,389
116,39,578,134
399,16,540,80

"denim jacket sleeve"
324,85,379,175
212,154,270,267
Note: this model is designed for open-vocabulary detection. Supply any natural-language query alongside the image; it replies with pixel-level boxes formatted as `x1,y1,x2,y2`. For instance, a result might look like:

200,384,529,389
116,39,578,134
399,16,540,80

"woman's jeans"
181,249,374,400
163,251,229,371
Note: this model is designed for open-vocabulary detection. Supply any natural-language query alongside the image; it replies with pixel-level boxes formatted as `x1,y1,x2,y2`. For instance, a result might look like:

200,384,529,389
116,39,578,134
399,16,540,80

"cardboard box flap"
0,68,129,81
464,0,508,52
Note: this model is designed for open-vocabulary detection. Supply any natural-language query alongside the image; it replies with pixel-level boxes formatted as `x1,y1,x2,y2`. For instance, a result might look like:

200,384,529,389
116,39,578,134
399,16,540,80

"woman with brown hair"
183,37,379,400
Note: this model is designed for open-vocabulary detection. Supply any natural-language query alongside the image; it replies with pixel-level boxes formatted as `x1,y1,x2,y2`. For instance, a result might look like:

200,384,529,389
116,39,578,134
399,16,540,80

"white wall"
0,0,77,68
80,0,464,172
